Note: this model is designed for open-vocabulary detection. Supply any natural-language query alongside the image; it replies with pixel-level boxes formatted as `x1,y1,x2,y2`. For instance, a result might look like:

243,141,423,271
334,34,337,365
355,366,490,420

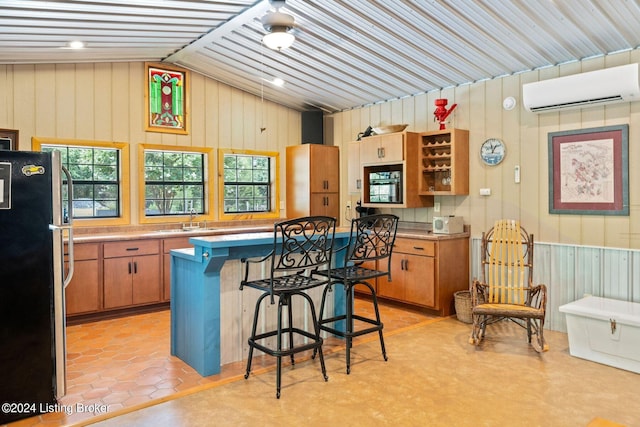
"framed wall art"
0,128,18,150
145,62,189,135
548,124,629,216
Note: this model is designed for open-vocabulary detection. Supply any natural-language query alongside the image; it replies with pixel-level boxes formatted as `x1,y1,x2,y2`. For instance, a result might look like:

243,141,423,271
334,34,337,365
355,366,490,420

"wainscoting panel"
471,238,640,333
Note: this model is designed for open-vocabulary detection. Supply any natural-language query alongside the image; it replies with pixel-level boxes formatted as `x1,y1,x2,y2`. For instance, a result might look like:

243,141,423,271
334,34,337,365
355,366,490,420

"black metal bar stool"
315,214,399,374
240,216,336,398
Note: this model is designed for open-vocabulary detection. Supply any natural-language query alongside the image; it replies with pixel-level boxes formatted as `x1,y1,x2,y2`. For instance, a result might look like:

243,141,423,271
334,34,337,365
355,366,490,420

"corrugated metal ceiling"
1,0,639,113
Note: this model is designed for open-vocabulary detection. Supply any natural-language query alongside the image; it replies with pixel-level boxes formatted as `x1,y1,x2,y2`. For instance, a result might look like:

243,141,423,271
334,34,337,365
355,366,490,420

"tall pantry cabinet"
286,144,340,223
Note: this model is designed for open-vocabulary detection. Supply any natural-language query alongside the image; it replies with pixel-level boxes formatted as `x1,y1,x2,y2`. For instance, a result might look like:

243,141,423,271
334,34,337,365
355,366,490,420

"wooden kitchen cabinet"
377,235,469,316
378,239,436,306
103,240,161,309
310,192,340,218
359,132,405,165
286,144,340,222
419,128,469,195
359,132,433,209
65,242,101,316
347,140,362,194
162,237,191,301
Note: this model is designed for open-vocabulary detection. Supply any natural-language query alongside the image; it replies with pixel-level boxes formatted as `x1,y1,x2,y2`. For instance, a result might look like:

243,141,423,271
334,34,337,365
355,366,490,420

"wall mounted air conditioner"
523,63,640,113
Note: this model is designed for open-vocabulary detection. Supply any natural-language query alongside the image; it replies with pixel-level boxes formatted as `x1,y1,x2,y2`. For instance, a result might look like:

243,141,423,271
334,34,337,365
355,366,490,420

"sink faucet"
189,208,195,227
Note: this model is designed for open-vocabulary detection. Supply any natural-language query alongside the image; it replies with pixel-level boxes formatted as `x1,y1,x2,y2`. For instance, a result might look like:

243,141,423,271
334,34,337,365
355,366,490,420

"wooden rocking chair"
469,219,548,352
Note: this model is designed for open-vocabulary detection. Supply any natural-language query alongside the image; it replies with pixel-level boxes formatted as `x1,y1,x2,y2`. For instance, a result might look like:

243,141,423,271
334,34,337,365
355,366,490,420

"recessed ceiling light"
68,41,85,49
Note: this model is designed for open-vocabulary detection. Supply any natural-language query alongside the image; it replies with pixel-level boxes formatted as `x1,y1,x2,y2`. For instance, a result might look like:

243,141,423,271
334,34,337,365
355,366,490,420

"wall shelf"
419,129,469,196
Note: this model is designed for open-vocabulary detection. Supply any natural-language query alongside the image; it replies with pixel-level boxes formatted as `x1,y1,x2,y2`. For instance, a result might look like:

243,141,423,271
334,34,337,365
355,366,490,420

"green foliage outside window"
144,150,204,216
223,154,270,213
42,144,120,218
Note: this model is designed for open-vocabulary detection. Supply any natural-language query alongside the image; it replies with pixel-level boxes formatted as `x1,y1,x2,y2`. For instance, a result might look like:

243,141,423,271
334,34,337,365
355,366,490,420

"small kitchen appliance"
433,216,464,234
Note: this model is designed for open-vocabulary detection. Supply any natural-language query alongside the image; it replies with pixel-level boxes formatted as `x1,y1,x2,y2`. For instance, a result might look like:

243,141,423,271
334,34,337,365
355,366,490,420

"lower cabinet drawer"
393,239,435,257
104,240,159,258
65,242,98,261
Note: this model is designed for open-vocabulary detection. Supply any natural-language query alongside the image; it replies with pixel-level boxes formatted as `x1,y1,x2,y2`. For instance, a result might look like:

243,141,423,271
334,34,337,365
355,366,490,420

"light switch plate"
480,188,491,196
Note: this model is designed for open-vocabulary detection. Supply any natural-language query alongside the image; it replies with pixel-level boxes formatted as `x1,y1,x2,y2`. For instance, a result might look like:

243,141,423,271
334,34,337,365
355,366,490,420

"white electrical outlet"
346,200,352,209
480,188,491,196
434,202,440,212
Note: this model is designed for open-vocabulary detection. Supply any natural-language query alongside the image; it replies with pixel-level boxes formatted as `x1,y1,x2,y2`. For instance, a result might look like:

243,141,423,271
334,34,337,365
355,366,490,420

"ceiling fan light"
263,29,295,51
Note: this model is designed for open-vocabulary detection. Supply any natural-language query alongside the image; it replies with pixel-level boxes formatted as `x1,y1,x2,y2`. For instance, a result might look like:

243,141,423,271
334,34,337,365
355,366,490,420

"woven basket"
454,290,473,324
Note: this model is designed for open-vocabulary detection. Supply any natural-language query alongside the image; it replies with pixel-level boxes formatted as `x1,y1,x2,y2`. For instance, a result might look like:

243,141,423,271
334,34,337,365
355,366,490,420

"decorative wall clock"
480,138,506,166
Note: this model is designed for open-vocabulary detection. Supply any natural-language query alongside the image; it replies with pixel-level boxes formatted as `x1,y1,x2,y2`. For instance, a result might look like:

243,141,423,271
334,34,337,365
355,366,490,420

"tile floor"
7,298,435,426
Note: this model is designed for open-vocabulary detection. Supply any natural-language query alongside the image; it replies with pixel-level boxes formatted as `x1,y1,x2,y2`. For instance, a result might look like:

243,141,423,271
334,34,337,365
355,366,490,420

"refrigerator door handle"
61,165,74,288
49,165,74,288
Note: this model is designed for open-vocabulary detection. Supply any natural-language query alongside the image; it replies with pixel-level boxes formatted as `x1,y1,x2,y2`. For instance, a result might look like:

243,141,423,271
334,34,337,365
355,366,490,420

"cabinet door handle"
380,147,385,158
404,259,408,270
128,261,132,274
133,261,137,274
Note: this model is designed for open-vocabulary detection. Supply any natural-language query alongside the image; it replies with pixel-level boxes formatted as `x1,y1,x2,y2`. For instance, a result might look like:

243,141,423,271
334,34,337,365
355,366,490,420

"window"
139,144,214,223
144,150,203,215
32,138,130,225
219,149,280,220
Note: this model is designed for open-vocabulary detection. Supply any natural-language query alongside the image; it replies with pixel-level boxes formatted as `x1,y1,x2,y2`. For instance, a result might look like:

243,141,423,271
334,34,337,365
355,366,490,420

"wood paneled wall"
331,50,640,250
0,61,301,224
2,53,640,248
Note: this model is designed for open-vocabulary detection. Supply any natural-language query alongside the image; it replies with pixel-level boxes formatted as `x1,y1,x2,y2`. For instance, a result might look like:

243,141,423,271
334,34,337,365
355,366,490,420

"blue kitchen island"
170,229,351,376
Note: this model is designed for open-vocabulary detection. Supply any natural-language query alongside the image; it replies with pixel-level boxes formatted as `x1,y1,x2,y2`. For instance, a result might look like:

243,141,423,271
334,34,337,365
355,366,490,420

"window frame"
218,148,280,221
32,137,131,226
138,144,215,224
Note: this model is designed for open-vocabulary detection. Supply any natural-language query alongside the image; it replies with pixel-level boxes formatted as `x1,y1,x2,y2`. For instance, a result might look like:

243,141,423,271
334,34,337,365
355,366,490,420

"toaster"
432,216,464,234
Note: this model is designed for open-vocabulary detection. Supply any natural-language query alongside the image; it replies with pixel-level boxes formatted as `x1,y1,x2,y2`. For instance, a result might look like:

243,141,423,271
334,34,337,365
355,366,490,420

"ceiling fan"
261,0,296,50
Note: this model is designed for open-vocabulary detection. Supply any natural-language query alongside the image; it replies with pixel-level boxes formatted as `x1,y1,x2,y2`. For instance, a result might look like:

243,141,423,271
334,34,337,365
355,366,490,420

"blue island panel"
170,230,350,377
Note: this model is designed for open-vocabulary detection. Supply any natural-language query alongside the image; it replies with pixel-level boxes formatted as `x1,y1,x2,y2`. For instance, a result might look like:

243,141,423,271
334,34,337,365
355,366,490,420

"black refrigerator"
0,150,74,424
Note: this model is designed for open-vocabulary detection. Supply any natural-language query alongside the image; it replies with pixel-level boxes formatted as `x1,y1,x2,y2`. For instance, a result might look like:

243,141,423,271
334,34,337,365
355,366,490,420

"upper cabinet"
347,141,362,194
360,133,405,164
418,129,469,196
358,131,433,209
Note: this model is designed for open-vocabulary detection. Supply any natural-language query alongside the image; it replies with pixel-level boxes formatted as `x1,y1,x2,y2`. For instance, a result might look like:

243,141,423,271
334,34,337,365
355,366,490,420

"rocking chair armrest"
529,283,548,310
470,280,488,306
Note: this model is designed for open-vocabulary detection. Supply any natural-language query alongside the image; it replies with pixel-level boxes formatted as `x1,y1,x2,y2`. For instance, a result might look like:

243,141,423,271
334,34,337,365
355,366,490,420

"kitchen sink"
151,227,217,234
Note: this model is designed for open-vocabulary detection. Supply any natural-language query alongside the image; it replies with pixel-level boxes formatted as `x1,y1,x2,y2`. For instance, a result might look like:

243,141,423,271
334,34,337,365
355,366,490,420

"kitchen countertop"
71,225,275,243
69,221,469,243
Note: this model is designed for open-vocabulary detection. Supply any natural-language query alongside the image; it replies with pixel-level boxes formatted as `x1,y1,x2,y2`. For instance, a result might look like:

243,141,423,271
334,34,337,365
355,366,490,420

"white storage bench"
559,296,640,374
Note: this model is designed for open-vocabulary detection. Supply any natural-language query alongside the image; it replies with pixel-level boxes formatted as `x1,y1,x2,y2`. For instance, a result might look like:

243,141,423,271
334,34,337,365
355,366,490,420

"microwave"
433,216,464,234
367,167,403,204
